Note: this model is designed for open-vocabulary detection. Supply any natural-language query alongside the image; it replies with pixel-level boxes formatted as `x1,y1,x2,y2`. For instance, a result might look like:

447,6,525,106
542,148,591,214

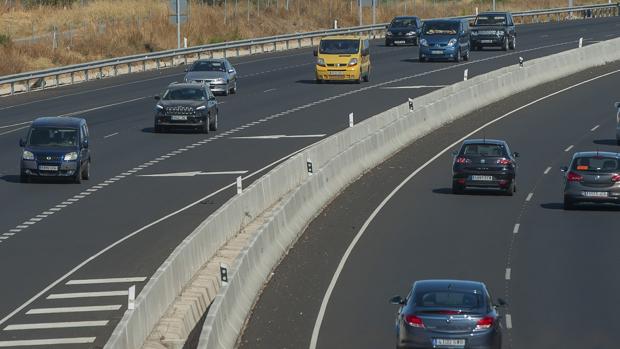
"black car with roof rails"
154,82,219,133
452,139,518,195
391,279,505,349
470,12,516,51
19,116,91,183
385,16,422,46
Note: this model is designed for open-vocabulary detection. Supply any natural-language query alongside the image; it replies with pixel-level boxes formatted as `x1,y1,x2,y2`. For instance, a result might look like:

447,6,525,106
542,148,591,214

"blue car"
19,117,91,183
419,19,471,62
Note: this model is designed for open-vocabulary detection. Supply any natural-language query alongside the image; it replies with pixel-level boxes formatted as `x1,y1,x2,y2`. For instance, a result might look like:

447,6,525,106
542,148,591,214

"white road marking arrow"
230,134,326,140
140,170,248,177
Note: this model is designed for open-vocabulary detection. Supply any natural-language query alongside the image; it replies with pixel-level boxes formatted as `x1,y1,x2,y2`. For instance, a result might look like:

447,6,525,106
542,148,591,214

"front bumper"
419,45,458,60
21,160,78,177
471,35,504,47
208,83,229,93
315,65,360,81
155,115,207,127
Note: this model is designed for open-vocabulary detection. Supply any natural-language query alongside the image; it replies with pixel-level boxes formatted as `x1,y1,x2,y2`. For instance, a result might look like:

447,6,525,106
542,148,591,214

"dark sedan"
391,280,504,349
452,139,518,195
561,151,620,209
154,82,219,133
385,16,422,46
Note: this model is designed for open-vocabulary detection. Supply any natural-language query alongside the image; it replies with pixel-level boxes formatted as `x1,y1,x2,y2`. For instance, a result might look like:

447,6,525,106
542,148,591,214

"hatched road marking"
4,320,108,331
46,290,128,299
26,305,121,314
67,277,147,285
0,337,96,347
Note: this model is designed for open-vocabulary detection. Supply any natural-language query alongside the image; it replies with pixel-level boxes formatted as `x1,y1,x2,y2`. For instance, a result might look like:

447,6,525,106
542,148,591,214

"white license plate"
582,191,608,197
38,165,58,171
431,50,443,54
481,40,493,43
171,115,188,121
394,40,406,44
471,175,493,181
328,71,345,76
434,338,466,347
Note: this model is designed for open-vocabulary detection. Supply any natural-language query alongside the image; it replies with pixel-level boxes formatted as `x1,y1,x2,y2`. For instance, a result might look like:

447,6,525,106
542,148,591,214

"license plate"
433,338,466,347
328,71,345,76
582,191,608,197
431,50,443,54
394,40,406,44
171,115,187,121
481,40,493,43
471,175,493,181
38,165,58,171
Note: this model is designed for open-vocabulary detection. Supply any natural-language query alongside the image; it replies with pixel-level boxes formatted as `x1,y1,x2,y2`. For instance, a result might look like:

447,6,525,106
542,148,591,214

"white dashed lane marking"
564,145,574,152
544,166,552,174
525,193,533,202
513,224,520,234
4,321,108,331
26,305,121,315
590,124,600,131
46,290,128,300
0,337,96,347
505,268,511,280
66,277,147,285
103,132,119,139
505,314,513,329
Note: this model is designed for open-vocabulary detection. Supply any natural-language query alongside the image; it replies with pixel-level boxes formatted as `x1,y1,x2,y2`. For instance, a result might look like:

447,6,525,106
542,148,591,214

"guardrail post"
113,65,118,76
184,55,188,65
71,72,75,84
98,67,103,79
223,49,227,58
236,47,240,57
156,59,160,70
55,75,59,87
286,40,289,50
261,44,264,53
143,59,146,72
273,42,277,52
84,69,89,82
26,79,31,92
10,82,14,95
297,38,301,48
128,63,132,74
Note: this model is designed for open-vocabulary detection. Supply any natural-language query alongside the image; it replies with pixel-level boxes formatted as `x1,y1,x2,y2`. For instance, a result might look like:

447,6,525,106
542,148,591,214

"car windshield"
475,15,507,26
191,61,226,72
462,144,506,157
423,22,459,35
28,127,78,147
572,156,620,172
415,290,484,309
391,18,417,27
162,88,206,101
319,39,360,54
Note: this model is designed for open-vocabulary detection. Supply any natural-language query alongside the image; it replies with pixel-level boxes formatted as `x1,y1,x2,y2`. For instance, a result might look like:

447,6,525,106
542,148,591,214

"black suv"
452,139,519,195
385,16,422,46
154,82,219,133
19,116,91,183
470,12,516,51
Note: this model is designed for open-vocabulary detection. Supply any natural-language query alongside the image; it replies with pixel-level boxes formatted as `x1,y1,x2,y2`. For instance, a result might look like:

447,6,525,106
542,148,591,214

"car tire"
230,81,237,94
363,68,370,82
74,167,82,184
356,69,363,84
504,182,515,196
414,37,419,46
616,139,620,145
454,48,461,63
503,37,509,51
210,112,218,131
154,125,162,133
385,40,392,47
202,117,210,134
509,36,516,50
223,88,229,96
463,48,470,61
452,183,464,194
563,196,576,210
82,161,90,180
418,55,426,62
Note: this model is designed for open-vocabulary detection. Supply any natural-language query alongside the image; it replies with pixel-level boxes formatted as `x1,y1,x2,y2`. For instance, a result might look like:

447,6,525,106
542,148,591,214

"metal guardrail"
0,2,617,96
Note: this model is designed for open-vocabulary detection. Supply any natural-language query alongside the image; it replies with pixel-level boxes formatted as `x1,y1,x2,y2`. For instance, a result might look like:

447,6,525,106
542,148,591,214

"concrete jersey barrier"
195,37,620,349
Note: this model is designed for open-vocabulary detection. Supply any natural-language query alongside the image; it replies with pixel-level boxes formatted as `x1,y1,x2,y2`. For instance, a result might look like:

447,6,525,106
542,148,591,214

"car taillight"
455,157,471,164
497,158,512,165
474,316,494,330
405,314,425,328
612,174,620,182
566,171,583,182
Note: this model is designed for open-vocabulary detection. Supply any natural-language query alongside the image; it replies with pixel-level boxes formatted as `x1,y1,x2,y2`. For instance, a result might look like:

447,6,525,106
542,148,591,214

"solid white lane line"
505,314,513,329
104,132,119,139
46,290,128,299
0,338,96,347
564,145,574,152
513,224,520,234
525,193,533,202
26,305,121,314
4,320,108,330
0,121,32,129
140,170,248,177
231,134,326,140
0,125,30,136
381,85,447,89
505,268,511,280
590,124,600,131
544,166,552,174
66,277,147,285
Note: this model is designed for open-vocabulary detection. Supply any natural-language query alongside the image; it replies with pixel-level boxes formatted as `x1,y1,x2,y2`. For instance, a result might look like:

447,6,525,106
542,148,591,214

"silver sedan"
184,59,237,96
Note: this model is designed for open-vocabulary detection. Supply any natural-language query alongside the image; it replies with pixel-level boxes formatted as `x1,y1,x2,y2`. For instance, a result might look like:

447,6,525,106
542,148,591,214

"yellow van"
314,35,371,84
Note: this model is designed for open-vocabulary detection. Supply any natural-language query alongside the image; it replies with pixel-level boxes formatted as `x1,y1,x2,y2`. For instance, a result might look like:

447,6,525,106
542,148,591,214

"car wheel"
463,48,470,61
230,81,237,94
504,182,515,196
210,112,218,131
452,182,464,194
414,37,419,46
202,116,210,134
74,167,82,184
82,161,90,180
503,37,509,51
154,124,162,133
356,69,362,84
563,196,575,210
454,48,461,63
385,40,392,46
363,68,370,82
616,139,620,145
223,88,229,96
418,55,425,62
509,36,516,50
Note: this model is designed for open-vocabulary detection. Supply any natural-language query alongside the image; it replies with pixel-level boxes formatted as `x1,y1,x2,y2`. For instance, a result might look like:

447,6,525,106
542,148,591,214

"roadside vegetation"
0,0,609,75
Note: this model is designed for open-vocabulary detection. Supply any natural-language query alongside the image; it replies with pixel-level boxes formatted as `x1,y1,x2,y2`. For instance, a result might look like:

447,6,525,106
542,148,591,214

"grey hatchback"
391,280,504,349
561,151,620,209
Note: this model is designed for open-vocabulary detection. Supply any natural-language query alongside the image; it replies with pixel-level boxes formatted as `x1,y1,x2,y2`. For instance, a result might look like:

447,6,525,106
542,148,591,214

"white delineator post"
464,69,468,81
236,176,242,194
579,37,583,48
349,112,354,127
128,285,136,310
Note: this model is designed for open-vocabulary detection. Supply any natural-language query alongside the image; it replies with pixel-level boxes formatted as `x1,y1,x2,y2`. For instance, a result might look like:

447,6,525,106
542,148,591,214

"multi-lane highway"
0,15,619,348
239,34,620,349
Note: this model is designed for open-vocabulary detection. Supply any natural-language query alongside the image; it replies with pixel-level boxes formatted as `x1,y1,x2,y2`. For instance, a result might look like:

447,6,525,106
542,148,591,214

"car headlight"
348,58,358,66
64,152,78,161
386,31,393,36
22,150,34,161
156,104,164,110
196,105,207,111
317,58,326,67
406,31,415,36
447,38,458,47
420,38,428,47
214,78,226,84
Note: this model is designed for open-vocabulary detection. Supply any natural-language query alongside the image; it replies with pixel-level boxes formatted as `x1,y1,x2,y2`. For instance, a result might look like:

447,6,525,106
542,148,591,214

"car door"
225,60,236,84
206,87,217,115
364,39,370,74
461,20,470,52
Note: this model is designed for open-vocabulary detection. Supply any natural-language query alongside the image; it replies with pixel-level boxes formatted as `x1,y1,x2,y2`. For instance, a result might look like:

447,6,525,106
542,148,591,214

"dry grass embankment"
0,0,609,75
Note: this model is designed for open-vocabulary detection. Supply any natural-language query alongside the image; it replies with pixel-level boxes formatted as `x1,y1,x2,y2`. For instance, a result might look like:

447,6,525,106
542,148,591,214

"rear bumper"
564,186,620,204
419,46,458,60
453,170,515,190
21,160,78,177
398,326,500,349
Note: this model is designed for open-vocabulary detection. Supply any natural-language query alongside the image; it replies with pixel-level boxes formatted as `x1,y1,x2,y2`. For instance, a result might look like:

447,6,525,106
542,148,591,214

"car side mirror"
513,152,519,158
496,298,508,307
19,138,26,147
362,48,369,56
82,139,89,149
228,69,235,74
154,95,161,100
389,295,406,305
313,48,318,57
560,166,568,172
615,102,620,109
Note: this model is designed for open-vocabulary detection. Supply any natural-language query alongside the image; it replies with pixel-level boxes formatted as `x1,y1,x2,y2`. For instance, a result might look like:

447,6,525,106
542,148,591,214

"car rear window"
191,61,226,72
391,18,417,27
475,15,507,26
423,22,458,35
414,290,484,309
461,144,506,157
572,157,620,172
